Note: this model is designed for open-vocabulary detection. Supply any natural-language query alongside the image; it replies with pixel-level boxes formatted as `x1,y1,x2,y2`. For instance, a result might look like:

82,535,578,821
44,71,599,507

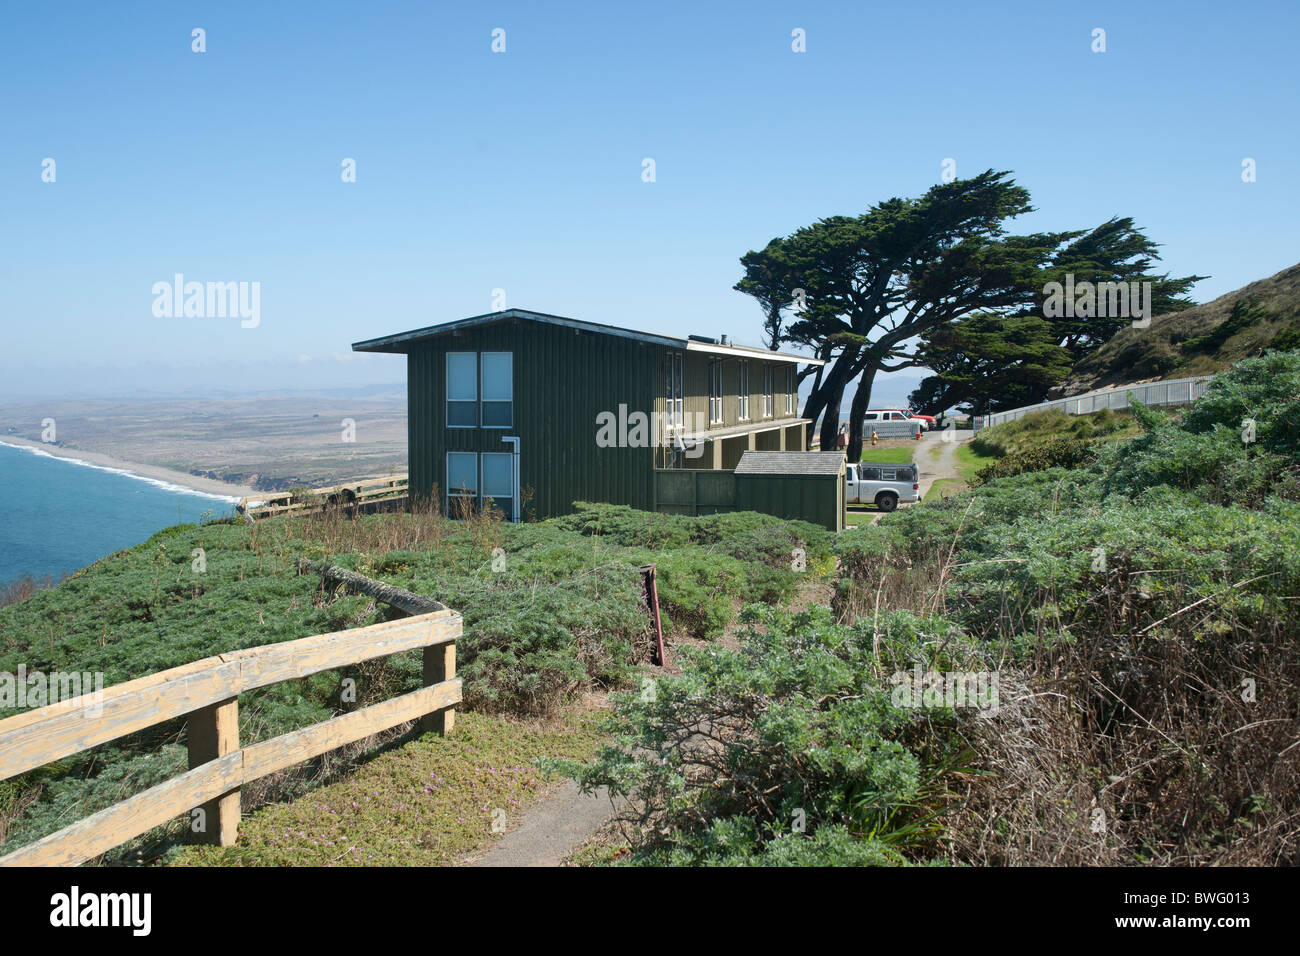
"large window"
709,362,723,423
762,365,773,418
785,366,794,415
481,452,514,521
481,352,513,427
446,353,477,427
738,360,750,421
446,452,478,516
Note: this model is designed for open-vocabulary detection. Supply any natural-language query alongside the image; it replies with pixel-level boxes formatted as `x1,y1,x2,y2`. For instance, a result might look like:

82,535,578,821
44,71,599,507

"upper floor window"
665,352,683,428
738,360,750,421
447,351,512,428
785,367,795,415
481,352,513,427
762,365,773,418
709,362,723,423
447,352,477,427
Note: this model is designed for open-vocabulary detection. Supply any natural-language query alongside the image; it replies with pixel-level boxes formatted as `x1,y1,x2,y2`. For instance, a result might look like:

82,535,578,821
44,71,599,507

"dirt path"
467,781,620,867
914,431,965,499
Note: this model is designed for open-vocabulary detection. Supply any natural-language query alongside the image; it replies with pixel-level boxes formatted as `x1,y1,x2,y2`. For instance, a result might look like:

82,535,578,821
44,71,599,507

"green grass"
170,708,603,866
971,408,1140,459
844,509,877,527
925,478,966,501
858,445,918,464
952,443,998,482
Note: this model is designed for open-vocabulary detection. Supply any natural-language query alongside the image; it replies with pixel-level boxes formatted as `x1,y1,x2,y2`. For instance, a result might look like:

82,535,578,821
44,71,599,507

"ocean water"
0,441,237,586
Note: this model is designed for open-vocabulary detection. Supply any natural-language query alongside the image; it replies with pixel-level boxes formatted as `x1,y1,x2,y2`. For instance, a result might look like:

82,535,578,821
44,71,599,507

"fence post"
422,639,456,735
187,698,240,846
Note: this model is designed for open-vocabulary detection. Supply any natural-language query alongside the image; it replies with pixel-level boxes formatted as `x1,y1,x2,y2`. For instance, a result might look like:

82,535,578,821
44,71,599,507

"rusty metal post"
641,564,666,665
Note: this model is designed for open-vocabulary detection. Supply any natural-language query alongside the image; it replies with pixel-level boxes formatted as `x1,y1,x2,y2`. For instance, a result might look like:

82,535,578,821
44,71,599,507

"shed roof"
351,308,824,366
734,451,846,476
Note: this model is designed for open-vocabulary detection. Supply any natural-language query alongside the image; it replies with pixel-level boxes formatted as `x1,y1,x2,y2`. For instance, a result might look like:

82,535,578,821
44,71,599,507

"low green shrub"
555,604,985,866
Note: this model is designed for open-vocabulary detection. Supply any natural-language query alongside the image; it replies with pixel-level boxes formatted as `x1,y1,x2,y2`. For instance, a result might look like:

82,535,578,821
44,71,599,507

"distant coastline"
0,437,255,500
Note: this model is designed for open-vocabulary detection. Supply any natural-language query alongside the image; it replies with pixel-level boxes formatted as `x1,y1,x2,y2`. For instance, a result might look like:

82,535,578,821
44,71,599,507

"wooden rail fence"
237,474,409,521
0,608,460,866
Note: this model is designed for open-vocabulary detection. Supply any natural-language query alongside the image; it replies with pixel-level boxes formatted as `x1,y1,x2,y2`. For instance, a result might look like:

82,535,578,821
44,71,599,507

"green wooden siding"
735,474,844,533
407,320,656,519
652,469,844,532
656,350,797,432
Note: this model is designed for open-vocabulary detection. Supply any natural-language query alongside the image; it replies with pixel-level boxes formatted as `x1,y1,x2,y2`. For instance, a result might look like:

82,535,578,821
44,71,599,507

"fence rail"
974,376,1213,431
237,474,409,520
0,609,460,866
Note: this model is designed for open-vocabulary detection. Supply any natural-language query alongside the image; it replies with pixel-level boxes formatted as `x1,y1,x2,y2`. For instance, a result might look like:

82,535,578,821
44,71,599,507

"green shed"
733,451,846,532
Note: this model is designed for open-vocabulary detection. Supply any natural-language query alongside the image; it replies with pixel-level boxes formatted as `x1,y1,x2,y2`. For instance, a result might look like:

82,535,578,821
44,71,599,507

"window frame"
665,351,683,429
446,352,478,429
480,451,515,521
446,451,479,516
738,359,750,421
480,351,513,429
709,361,723,424
762,365,773,418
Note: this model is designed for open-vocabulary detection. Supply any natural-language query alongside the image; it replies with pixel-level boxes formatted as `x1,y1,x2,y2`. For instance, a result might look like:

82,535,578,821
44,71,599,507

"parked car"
846,461,921,512
863,409,932,430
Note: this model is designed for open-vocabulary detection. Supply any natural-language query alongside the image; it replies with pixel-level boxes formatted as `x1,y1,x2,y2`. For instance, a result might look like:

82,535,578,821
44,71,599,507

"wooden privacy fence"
237,474,409,521
652,468,737,516
0,609,460,866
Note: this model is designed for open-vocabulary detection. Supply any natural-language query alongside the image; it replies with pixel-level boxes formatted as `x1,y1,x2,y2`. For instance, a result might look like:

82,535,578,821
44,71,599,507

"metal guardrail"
973,376,1213,431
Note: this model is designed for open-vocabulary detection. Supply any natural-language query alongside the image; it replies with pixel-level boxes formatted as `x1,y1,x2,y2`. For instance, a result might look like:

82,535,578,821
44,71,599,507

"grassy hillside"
0,505,833,862
1058,261,1300,394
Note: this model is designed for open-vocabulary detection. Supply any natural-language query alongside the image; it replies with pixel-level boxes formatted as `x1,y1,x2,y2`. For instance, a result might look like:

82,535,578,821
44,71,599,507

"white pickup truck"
846,462,921,512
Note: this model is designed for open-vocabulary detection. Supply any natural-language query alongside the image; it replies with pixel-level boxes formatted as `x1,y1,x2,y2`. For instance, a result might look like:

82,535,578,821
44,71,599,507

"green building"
352,309,823,521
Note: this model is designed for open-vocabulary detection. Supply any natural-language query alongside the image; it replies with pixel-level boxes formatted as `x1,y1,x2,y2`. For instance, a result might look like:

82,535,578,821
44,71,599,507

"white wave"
0,440,239,504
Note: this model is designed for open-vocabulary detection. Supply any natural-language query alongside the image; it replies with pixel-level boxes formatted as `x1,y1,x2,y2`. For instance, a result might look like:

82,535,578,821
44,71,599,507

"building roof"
734,451,846,476
351,308,825,366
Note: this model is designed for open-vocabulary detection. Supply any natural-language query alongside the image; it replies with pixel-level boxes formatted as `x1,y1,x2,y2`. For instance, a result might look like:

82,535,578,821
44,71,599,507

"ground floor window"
481,452,515,522
446,451,515,521
446,452,478,517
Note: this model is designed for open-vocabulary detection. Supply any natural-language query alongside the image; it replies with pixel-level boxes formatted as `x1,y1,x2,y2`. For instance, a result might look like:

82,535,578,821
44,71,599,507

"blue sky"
2,0,1296,401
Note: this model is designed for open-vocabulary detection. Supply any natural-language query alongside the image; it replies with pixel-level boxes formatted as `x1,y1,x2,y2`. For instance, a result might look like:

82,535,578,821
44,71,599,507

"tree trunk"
803,347,859,451
296,559,445,616
845,365,878,464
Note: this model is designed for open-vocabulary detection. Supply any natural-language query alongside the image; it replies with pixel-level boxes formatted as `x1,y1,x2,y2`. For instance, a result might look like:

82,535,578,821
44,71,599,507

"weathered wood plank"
241,679,461,781
422,643,456,736
0,611,458,782
187,698,240,847
221,611,459,691
0,659,244,783
0,751,243,867
297,559,445,615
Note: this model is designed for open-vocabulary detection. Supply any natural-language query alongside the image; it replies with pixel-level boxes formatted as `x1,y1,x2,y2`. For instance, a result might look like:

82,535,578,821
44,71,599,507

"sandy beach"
0,437,258,499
